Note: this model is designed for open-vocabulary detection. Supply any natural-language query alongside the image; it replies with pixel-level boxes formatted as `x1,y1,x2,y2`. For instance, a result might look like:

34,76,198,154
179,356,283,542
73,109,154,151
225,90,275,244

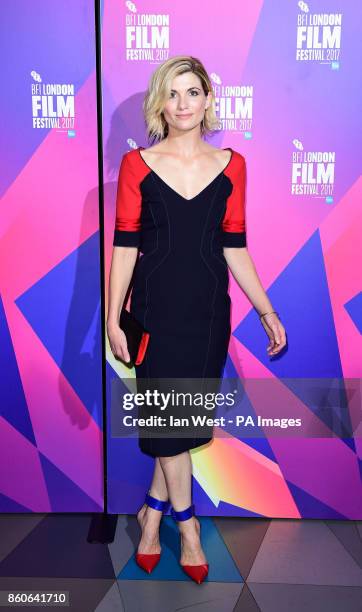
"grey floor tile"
213,517,270,579
117,580,242,612
356,521,362,541
176,590,243,612
0,514,45,563
95,581,125,611
248,583,362,612
248,520,362,586
108,515,138,577
233,582,261,611
0,515,114,579
325,520,362,566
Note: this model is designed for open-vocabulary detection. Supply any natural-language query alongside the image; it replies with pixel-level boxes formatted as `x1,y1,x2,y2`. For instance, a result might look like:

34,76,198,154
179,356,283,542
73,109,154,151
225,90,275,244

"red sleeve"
113,153,142,247
222,154,247,247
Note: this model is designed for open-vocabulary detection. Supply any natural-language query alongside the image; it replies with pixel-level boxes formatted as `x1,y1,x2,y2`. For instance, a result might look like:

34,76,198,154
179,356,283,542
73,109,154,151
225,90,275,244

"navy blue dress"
113,146,247,457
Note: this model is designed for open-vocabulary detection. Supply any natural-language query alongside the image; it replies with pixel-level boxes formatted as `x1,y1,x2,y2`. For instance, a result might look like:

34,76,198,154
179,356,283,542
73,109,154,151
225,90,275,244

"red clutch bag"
119,308,150,366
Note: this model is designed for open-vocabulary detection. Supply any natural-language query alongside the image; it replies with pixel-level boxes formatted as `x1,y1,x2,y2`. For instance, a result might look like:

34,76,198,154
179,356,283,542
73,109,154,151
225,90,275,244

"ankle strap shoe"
135,491,169,573
171,503,194,521
145,492,169,512
170,503,209,584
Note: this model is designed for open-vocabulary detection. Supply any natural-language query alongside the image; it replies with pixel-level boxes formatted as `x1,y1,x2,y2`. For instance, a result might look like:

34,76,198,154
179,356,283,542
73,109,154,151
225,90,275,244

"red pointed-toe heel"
171,503,209,584
135,491,169,573
135,552,161,574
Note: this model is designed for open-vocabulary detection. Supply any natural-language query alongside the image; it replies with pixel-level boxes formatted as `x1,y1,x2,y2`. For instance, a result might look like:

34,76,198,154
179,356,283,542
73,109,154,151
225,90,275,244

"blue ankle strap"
171,503,194,521
145,492,169,512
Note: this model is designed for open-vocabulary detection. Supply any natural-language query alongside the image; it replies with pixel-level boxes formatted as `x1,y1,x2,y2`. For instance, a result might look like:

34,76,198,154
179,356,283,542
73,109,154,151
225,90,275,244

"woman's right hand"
107,323,131,364
260,312,287,356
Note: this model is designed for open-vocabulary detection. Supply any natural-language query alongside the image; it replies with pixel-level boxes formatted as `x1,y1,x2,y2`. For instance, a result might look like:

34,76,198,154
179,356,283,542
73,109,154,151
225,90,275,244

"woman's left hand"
260,312,287,356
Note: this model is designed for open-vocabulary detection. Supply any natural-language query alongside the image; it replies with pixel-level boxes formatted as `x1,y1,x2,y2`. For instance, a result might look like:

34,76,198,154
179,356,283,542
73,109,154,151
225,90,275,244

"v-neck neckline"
137,146,233,202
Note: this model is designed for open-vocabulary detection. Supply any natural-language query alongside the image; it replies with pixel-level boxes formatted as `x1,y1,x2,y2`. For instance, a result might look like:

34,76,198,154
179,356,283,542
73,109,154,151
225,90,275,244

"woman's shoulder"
230,148,246,167
122,146,141,162
118,147,151,182
205,144,245,167
119,147,147,173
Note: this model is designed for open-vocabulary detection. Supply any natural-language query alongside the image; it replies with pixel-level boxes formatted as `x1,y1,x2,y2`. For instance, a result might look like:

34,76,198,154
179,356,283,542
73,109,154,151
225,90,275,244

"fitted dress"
113,146,247,457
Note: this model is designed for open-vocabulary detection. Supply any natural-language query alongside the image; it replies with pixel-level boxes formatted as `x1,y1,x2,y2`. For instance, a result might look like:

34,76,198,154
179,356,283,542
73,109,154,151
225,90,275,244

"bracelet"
259,310,279,320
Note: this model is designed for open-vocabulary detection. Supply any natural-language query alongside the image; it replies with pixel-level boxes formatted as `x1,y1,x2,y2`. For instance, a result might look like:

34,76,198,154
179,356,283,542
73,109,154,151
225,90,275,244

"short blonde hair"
143,55,221,143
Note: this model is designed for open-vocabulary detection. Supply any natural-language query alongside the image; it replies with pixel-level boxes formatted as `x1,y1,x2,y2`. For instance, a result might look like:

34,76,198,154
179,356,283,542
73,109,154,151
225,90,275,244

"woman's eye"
169,90,199,97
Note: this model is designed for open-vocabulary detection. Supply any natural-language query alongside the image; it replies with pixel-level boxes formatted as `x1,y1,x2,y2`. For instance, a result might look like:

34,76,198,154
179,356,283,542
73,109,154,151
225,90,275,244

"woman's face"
162,71,211,134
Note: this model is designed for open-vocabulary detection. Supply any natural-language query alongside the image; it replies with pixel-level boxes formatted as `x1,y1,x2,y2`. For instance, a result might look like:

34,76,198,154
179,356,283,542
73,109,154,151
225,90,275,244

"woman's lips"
176,114,193,119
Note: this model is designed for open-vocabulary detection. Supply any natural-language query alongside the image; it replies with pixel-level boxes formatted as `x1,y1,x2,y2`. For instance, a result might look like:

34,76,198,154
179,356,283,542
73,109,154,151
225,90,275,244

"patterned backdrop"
0,1,360,518
0,2,103,512
103,0,362,518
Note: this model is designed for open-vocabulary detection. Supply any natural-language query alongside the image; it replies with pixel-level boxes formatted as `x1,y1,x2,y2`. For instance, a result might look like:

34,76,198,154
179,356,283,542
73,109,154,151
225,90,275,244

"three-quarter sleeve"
221,154,247,247
113,152,142,247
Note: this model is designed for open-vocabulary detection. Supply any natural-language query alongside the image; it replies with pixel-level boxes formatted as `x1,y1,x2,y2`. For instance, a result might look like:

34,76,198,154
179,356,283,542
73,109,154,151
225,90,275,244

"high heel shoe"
135,491,169,573
171,503,209,584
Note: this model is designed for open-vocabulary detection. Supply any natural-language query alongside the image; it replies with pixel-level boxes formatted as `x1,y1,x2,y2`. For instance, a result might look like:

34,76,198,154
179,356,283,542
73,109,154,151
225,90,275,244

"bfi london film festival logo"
125,1,169,62
210,73,253,139
291,139,335,203
30,71,75,137
296,2,342,69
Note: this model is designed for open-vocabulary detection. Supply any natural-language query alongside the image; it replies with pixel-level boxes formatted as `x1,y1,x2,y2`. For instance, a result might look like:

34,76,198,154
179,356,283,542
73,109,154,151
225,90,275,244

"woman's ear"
205,91,212,110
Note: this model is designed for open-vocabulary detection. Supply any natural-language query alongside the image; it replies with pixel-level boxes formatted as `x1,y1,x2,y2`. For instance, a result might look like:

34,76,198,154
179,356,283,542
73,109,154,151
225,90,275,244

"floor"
0,514,361,611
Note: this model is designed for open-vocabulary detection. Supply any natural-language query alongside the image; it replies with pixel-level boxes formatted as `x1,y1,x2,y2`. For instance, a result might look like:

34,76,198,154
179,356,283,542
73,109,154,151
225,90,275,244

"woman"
107,56,287,584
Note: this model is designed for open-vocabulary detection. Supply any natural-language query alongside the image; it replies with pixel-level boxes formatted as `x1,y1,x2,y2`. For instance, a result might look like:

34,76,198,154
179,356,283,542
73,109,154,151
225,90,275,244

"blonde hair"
142,55,221,143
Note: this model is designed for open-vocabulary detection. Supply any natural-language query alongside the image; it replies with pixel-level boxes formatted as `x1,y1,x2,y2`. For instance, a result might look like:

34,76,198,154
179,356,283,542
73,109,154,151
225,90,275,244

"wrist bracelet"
259,310,279,320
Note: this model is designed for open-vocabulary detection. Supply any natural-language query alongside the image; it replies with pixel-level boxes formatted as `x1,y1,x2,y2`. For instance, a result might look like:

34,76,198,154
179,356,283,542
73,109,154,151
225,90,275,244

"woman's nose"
177,97,189,110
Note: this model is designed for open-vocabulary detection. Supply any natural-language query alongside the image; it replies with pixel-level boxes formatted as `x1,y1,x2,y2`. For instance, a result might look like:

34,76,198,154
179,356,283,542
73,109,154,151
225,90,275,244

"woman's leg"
159,451,207,565
137,457,168,554
149,455,169,499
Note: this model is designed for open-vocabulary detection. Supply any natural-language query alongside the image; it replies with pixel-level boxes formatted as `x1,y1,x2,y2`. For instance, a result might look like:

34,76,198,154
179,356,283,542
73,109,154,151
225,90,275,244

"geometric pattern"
0,513,361,611
0,2,104,512
103,0,362,518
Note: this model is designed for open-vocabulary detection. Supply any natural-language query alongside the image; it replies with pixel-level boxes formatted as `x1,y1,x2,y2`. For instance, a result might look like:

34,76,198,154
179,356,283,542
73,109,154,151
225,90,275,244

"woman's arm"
107,151,143,363
223,247,287,355
107,245,138,362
